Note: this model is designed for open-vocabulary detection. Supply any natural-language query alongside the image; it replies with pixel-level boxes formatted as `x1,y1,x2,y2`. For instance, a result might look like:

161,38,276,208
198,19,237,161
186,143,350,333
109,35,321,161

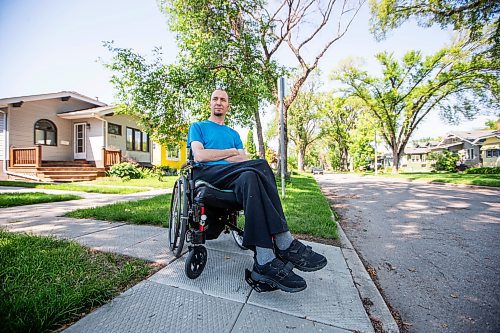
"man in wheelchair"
182,89,327,293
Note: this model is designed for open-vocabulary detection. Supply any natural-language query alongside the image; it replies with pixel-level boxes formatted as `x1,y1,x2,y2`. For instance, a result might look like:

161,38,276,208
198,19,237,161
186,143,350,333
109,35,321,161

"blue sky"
0,0,493,141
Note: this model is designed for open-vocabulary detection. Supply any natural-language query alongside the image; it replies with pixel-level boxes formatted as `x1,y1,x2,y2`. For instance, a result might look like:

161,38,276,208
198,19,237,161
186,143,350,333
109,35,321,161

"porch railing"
103,148,121,167
10,145,42,167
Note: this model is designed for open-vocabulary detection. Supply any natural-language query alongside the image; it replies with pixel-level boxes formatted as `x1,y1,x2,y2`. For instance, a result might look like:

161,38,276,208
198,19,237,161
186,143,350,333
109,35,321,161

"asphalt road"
316,173,500,333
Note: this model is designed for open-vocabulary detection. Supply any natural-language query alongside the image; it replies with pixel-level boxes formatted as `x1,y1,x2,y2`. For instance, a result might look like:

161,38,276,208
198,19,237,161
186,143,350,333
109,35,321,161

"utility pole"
374,130,378,175
278,77,286,198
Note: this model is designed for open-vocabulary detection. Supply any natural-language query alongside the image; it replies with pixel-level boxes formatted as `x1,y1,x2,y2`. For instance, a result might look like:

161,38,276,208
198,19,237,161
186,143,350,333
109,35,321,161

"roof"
404,147,431,154
57,105,115,119
446,130,500,144
0,91,107,108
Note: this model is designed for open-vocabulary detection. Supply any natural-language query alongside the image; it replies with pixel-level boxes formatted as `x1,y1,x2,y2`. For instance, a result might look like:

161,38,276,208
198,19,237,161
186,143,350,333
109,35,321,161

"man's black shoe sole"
250,271,307,293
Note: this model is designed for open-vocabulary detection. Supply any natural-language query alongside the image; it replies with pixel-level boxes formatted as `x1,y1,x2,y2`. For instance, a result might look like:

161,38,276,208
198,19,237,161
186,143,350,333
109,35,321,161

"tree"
429,150,460,172
484,114,500,129
246,129,257,159
106,0,365,161
333,38,499,172
369,0,499,42
251,0,365,174
287,71,323,171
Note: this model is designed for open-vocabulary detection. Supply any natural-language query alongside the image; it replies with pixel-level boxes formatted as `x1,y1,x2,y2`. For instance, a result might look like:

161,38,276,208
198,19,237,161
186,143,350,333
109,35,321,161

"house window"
108,123,122,135
34,119,57,146
486,149,499,158
126,127,149,152
465,148,474,160
167,145,180,160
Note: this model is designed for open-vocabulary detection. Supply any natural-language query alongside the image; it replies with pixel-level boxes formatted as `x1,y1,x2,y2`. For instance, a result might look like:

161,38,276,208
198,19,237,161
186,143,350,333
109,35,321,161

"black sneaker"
251,258,307,293
275,239,327,272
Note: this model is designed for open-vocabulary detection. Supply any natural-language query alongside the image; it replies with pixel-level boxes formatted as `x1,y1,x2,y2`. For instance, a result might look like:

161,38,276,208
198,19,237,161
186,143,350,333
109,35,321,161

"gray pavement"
317,173,500,332
0,186,398,333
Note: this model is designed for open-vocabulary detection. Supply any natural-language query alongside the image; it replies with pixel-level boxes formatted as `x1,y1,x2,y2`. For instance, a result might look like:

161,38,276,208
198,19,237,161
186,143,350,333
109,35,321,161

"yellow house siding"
481,136,500,167
161,141,187,169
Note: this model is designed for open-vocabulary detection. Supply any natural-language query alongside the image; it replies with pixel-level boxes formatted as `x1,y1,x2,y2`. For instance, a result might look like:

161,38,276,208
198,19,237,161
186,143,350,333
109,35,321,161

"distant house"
401,141,440,172
480,133,500,167
0,91,152,181
432,130,500,167
152,141,188,169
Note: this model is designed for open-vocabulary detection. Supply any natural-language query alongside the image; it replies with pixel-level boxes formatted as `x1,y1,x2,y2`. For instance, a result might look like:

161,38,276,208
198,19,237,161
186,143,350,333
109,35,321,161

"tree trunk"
298,145,306,172
254,109,265,159
341,147,349,171
392,148,400,173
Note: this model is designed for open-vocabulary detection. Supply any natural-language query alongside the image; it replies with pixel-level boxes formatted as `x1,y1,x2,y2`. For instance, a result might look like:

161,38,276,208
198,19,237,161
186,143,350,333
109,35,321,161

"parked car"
311,167,324,175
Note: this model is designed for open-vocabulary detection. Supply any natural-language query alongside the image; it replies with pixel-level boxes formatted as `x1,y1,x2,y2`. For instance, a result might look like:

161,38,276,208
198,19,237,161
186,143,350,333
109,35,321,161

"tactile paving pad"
64,281,242,333
247,242,374,332
149,247,254,303
233,304,352,332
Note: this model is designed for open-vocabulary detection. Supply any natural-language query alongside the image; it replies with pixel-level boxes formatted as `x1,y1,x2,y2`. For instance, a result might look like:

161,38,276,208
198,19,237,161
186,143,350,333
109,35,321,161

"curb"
336,219,400,333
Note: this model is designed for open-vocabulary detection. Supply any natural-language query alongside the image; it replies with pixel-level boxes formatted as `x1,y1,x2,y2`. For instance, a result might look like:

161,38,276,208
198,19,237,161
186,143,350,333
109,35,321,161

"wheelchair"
167,154,279,292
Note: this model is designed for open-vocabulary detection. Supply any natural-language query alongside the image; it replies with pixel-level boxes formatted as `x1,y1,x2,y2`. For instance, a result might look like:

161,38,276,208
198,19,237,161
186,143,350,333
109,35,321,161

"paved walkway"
0,186,398,333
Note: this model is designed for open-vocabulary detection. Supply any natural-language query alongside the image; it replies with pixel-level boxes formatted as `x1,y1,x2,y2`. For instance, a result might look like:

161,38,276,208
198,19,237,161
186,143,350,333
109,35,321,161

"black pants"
193,159,288,249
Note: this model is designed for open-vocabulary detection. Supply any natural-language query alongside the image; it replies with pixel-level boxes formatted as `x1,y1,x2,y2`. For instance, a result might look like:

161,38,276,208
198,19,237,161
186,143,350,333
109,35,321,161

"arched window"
34,119,57,146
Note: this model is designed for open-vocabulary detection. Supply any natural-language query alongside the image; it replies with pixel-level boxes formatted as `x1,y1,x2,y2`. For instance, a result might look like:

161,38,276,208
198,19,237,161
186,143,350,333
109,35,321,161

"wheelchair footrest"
244,269,279,293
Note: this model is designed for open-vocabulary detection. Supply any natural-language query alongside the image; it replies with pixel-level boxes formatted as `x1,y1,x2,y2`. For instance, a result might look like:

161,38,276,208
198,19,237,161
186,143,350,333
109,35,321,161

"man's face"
210,90,229,117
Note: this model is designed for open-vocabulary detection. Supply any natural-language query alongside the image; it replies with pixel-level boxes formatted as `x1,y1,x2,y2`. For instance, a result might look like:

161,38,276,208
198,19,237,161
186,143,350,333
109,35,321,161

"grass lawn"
281,173,337,240
65,194,171,226
364,171,500,187
0,192,81,208
80,176,177,189
0,176,177,194
0,230,158,333
65,172,337,241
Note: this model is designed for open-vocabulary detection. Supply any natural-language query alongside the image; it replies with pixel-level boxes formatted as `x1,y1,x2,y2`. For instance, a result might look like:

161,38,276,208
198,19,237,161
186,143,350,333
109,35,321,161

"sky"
0,0,494,143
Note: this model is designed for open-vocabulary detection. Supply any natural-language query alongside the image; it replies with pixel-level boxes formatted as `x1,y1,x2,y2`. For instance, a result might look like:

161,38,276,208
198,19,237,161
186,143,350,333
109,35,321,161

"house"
480,132,500,167
431,130,500,167
401,141,440,172
152,141,188,169
0,91,153,181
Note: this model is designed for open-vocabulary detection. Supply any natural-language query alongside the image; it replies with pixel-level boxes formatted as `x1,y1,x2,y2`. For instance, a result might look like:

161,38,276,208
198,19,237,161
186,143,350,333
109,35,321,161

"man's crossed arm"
191,141,249,163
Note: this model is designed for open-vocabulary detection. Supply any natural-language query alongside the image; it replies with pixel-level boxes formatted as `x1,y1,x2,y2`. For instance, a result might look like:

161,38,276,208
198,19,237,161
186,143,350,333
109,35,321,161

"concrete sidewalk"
0,187,398,333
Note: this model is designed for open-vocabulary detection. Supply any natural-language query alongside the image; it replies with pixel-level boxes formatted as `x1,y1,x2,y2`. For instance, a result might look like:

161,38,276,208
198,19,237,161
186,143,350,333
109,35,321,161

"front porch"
7,146,121,182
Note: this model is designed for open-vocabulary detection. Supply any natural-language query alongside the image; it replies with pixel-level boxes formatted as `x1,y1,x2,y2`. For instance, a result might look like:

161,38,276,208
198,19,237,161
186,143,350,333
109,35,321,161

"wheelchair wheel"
168,176,188,257
185,246,207,279
231,229,247,250
231,213,247,250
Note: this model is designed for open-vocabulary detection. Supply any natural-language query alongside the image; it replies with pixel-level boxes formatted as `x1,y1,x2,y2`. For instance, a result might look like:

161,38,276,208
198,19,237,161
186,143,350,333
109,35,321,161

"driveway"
316,173,500,333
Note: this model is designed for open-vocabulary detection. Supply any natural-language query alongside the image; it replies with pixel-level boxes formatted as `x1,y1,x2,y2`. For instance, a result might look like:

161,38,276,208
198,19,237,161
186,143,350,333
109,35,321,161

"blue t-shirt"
188,120,244,165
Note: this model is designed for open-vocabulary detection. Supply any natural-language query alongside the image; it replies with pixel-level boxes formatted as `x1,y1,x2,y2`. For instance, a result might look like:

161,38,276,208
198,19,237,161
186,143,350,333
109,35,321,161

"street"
317,174,500,333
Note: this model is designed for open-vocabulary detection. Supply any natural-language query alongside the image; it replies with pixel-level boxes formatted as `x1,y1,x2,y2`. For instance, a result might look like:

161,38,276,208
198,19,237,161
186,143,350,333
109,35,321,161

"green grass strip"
0,230,156,333
0,180,149,194
281,172,337,240
0,192,81,208
65,172,337,240
80,176,177,189
65,194,171,227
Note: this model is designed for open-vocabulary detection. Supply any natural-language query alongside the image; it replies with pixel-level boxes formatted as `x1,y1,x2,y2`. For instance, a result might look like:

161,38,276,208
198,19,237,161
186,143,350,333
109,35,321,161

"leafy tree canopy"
370,0,499,41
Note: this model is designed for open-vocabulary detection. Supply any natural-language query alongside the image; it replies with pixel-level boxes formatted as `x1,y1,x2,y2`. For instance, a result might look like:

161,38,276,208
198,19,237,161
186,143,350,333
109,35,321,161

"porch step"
42,162,96,167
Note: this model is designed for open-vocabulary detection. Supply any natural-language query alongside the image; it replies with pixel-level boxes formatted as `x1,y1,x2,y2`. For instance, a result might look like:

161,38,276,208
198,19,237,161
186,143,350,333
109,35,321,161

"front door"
73,123,86,159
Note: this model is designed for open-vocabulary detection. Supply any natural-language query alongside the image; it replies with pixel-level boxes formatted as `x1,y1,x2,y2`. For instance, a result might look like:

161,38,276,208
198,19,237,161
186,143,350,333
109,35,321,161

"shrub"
429,151,460,172
107,162,143,179
465,166,500,174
